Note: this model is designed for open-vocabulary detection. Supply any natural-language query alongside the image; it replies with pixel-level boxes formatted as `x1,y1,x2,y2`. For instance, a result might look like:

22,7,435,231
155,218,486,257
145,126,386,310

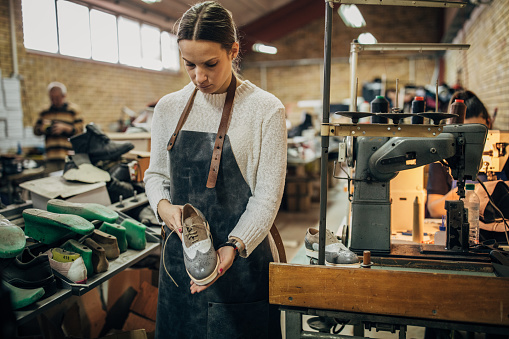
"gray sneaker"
304,228,360,267
181,204,219,285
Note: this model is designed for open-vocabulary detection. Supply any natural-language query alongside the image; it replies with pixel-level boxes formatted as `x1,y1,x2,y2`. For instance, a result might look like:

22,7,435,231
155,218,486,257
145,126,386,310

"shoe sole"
186,253,220,286
305,248,318,259
47,199,119,223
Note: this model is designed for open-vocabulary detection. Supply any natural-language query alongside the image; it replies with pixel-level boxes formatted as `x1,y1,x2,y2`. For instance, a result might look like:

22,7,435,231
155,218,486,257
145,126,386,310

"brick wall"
242,4,442,123
1,1,190,132
444,3,509,130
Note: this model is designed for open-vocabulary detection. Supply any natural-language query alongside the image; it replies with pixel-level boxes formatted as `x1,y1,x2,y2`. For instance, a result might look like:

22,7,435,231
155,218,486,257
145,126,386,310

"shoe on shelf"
304,228,360,267
0,248,57,298
43,248,87,284
69,123,134,164
0,214,26,258
83,238,109,274
181,204,219,286
62,239,94,278
3,281,45,310
47,199,119,223
120,219,146,250
22,209,94,245
91,229,120,260
99,222,127,253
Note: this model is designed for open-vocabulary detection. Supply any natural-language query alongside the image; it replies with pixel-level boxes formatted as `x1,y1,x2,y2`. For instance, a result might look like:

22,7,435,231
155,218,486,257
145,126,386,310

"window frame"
21,0,180,73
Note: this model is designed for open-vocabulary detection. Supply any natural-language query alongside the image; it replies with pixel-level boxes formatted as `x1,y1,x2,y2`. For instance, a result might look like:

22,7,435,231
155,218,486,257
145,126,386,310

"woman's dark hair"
449,90,490,124
177,1,238,53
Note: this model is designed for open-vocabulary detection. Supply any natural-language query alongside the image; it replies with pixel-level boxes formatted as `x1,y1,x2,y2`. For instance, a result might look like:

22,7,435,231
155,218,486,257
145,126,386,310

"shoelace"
162,229,179,287
185,223,199,243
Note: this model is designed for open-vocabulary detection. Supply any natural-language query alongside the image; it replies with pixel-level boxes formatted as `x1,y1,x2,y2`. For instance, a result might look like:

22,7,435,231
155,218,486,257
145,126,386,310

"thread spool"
370,95,389,124
450,99,467,124
413,196,423,243
411,96,425,125
361,250,373,268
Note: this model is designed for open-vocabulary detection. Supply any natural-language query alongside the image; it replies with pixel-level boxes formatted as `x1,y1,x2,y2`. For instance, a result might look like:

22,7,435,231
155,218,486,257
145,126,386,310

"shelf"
14,288,72,326
60,228,160,296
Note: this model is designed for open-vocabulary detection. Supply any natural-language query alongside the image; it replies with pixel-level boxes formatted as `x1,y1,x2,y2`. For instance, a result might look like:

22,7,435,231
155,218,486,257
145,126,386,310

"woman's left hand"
190,246,236,294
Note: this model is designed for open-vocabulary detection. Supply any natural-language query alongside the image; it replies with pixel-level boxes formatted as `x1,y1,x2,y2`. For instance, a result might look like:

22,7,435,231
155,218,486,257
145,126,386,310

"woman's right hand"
157,200,183,240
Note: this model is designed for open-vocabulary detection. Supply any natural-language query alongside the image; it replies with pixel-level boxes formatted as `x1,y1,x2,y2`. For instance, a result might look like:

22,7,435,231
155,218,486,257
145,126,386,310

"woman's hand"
157,200,183,240
190,246,236,294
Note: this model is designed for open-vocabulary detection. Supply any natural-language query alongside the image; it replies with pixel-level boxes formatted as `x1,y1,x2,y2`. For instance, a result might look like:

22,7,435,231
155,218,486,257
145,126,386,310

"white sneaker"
43,248,87,284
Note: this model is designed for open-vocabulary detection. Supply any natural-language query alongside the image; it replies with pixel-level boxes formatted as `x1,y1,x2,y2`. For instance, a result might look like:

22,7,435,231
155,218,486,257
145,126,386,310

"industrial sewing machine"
345,123,488,254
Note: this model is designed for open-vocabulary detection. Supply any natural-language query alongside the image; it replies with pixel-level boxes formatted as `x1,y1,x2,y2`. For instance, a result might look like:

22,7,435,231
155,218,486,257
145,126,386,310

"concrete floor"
274,181,426,339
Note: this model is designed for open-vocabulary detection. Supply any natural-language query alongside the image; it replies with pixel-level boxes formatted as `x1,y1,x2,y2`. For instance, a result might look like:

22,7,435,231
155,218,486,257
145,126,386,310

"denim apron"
155,80,281,339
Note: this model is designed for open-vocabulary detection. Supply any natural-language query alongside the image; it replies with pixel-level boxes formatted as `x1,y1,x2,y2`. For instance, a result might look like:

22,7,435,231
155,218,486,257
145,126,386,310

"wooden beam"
269,263,509,326
239,0,324,54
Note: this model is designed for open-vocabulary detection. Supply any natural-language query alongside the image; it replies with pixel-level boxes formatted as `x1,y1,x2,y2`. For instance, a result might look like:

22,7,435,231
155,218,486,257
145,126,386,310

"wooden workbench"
270,263,509,337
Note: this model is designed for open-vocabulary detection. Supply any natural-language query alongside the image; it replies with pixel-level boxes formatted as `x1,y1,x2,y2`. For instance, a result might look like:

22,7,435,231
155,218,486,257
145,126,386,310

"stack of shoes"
69,123,134,165
181,204,219,286
304,228,360,267
0,217,46,310
43,248,87,284
62,239,94,278
46,199,119,223
0,248,57,299
0,214,26,259
22,209,95,245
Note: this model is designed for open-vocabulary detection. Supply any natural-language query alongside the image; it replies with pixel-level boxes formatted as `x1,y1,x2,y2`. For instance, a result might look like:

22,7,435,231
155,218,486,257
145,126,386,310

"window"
21,0,58,53
90,10,118,63
118,17,142,67
57,0,91,58
21,0,180,72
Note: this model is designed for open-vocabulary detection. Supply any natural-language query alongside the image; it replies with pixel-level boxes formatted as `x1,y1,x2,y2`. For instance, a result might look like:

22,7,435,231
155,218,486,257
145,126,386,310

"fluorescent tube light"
252,43,277,55
338,5,366,28
358,32,377,44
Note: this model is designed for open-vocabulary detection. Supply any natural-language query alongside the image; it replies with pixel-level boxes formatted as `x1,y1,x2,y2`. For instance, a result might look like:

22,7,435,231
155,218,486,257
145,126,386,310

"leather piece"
167,75,237,189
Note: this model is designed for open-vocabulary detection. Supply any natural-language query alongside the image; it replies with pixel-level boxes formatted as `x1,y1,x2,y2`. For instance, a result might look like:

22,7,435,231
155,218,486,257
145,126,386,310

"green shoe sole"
3,281,45,310
99,222,127,253
47,199,119,223
0,215,26,258
120,219,146,250
22,209,95,245
62,239,94,278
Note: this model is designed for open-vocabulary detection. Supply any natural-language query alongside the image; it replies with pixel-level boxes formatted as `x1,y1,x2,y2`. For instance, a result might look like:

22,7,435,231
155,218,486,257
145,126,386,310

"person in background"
143,2,286,338
426,90,507,241
33,82,84,174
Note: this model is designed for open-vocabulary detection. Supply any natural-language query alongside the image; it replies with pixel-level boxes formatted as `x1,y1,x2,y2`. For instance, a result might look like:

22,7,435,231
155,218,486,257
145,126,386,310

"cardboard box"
123,150,150,182
19,175,111,210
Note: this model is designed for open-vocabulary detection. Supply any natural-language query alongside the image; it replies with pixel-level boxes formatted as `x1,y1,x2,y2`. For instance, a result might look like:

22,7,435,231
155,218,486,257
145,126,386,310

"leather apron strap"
167,76,237,189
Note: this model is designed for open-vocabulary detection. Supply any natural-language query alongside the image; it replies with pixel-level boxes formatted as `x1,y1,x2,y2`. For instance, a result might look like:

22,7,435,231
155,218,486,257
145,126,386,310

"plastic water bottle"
463,183,480,246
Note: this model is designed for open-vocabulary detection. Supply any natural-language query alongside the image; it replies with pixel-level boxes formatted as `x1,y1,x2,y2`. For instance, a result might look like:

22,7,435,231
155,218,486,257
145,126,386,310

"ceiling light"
141,0,161,4
338,5,366,28
358,32,377,44
252,43,277,55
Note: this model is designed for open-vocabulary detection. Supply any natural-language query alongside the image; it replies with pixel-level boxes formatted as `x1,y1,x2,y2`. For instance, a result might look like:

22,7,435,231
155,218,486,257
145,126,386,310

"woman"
144,2,286,338
426,90,493,219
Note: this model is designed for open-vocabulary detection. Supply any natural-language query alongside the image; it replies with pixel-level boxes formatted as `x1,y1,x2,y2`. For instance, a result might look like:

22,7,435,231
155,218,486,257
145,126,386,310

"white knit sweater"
144,80,287,257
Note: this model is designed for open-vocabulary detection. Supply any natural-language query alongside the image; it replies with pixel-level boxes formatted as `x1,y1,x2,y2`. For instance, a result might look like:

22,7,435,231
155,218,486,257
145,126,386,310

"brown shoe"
91,229,120,260
83,238,109,273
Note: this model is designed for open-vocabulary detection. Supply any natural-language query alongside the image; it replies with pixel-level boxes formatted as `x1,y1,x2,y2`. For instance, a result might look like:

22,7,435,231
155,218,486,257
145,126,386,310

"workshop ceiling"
78,0,299,29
